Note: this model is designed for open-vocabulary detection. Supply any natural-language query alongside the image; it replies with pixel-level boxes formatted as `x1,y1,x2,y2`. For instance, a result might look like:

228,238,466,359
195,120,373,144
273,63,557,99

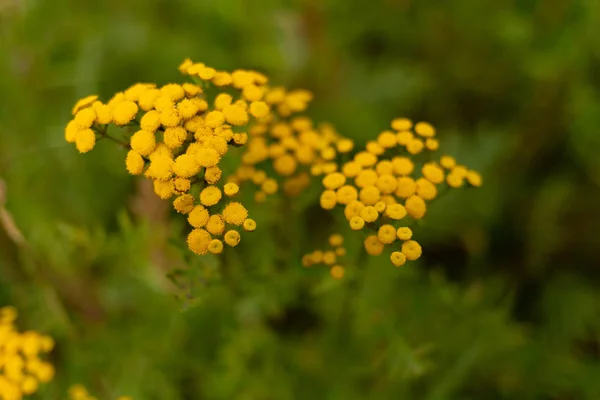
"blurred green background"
2,0,600,399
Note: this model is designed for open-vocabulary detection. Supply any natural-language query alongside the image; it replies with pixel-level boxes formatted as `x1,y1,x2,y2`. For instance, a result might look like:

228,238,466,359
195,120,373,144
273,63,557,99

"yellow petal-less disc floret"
130,130,156,156
74,108,96,128
187,229,211,255
224,104,249,126
322,172,346,190
222,202,248,225
112,100,139,125
249,101,270,118
422,163,445,184
206,214,225,235
173,154,201,178
72,95,98,115
224,230,241,247
208,239,224,254
243,218,256,232
466,170,483,187
328,234,344,247
349,216,365,230
320,190,337,210
377,224,397,244
359,205,379,223
188,205,210,228
336,185,358,204
364,235,384,256
199,186,222,207
126,150,145,175
402,240,422,260
385,203,407,220
224,182,239,197
390,251,406,267
415,121,436,137
75,129,96,153
164,126,188,149
416,178,438,200
405,195,427,219
173,194,195,214
396,227,412,241
330,265,345,279
395,177,417,198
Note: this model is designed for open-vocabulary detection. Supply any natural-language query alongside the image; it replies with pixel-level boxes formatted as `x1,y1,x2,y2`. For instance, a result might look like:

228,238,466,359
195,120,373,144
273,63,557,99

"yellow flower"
440,155,456,169
182,82,202,97
328,234,344,247
342,161,362,178
138,88,161,111
336,247,347,256
415,121,436,137
200,186,222,206
224,104,249,126
140,110,161,132
390,251,406,267
466,170,483,187
153,179,174,199
222,202,248,225
396,227,412,240
224,182,239,197
74,107,96,128
416,178,437,200
336,138,354,153
130,130,156,156
364,235,384,255
336,185,358,204
355,169,378,188
160,109,182,127
405,195,426,219
402,240,422,260
261,178,278,194
330,265,345,279
75,129,96,153
265,87,286,104
425,138,439,151
199,66,217,80
377,224,397,244
243,218,256,232
173,154,200,178
344,201,365,220
188,205,209,228
173,194,195,214
242,84,265,101
195,147,221,168
391,156,414,175
406,138,424,155
446,172,464,188
377,131,398,148
395,177,416,198
322,172,346,190
354,151,377,167
65,120,79,143
213,71,233,86
205,110,225,128
174,177,191,193
376,174,397,194
154,95,175,112
187,229,211,255
375,160,393,175
206,214,225,235
273,154,297,176
385,204,407,220
391,117,412,131
224,230,241,246
208,239,224,254
359,205,379,223
349,216,365,230
163,127,188,149
249,101,270,118
93,102,112,124
145,154,173,181
177,98,199,119
421,163,445,184
161,83,185,101
126,150,145,175
232,132,248,146
112,100,139,125
72,95,98,115
204,166,222,184
323,251,336,265
396,130,413,145
374,200,387,213
320,190,337,210
215,93,233,110
366,141,385,155
359,186,381,205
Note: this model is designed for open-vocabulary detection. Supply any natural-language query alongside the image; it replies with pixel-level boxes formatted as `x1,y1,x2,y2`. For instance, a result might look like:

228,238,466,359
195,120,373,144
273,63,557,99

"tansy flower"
328,234,344,247
359,206,378,223
390,251,406,267
349,216,365,230
174,177,191,193
243,218,256,232
391,156,414,175
173,154,201,178
204,166,222,184
112,100,139,125
440,155,456,169
154,95,175,112
250,101,270,118
177,98,199,119
224,230,241,246
161,83,185,101
224,182,239,196
416,178,437,200
200,186,222,207
93,102,112,124
414,121,436,137
377,131,397,148
391,117,412,131
188,205,210,228
206,214,225,235
126,150,145,175
405,195,427,219
75,129,96,153
344,200,365,220
64,120,79,143
376,174,397,194
330,265,345,279
342,161,362,178
153,179,174,199
164,126,188,149
222,202,248,225
223,104,249,126
377,224,397,244
359,186,380,205
215,93,233,110
336,185,358,204
173,194,195,214
72,95,98,115
446,172,464,188
130,130,156,156
385,203,406,220
208,239,224,254
355,169,378,188
374,200,387,213
320,190,337,210
322,172,346,190
422,163,445,184
187,228,211,255
273,154,297,176
205,110,225,128
466,170,483,187
138,88,161,111
402,240,422,260
406,138,424,154
395,177,416,198
74,107,96,128
396,227,412,240
426,138,439,151
160,109,182,127
364,235,384,256
195,148,221,168
140,110,161,132
261,179,278,194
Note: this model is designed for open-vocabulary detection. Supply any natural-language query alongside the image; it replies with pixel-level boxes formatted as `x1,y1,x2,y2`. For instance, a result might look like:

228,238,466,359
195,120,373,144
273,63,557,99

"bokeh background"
2,0,600,398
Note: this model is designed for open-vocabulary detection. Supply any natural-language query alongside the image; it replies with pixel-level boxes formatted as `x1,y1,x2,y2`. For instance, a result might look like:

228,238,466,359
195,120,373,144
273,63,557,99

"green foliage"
1,0,599,399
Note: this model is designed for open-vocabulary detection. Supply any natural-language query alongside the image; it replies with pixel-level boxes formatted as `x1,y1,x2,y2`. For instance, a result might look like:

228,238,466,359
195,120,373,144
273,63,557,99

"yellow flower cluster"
65,60,270,256
302,234,347,279
180,61,354,201
319,118,482,268
0,307,54,400
68,384,132,400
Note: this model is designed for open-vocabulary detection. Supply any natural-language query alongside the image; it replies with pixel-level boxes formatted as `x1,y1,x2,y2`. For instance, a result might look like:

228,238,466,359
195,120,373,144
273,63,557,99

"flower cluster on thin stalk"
64,60,275,256
179,60,355,202
0,307,55,400
318,118,482,269
302,234,347,279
